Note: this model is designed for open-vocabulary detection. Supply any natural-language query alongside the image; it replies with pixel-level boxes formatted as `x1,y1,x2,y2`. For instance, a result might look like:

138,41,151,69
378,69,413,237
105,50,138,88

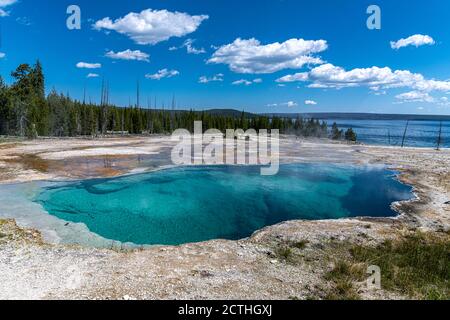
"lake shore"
0,136,448,300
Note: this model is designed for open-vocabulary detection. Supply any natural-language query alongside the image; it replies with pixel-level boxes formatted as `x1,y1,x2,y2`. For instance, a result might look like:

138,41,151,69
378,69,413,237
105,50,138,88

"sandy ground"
0,136,448,300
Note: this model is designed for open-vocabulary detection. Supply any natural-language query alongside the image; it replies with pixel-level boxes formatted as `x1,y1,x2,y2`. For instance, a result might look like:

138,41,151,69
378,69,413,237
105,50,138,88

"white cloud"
76,62,101,69
277,63,450,106
93,9,208,45
183,39,205,54
395,91,434,103
105,49,150,62
0,0,17,6
284,101,298,107
232,79,252,86
232,78,263,86
305,100,317,105
145,69,179,80
87,73,100,78
208,38,327,74
199,73,223,83
438,96,450,106
276,72,309,83
266,101,297,107
0,0,17,16
390,34,435,50
16,16,32,26
276,63,450,93
0,52,5,59
170,38,206,54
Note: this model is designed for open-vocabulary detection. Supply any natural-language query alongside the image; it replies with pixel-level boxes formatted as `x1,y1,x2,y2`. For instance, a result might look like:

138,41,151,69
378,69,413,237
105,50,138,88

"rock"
270,259,278,264
199,270,214,278
444,201,450,205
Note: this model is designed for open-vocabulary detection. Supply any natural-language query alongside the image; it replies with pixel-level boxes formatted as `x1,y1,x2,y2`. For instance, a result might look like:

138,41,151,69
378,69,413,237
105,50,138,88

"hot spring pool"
34,164,413,246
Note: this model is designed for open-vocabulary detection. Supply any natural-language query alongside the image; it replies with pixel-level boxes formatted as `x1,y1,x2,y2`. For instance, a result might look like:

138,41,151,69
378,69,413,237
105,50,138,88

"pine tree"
331,123,343,140
344,128,357,142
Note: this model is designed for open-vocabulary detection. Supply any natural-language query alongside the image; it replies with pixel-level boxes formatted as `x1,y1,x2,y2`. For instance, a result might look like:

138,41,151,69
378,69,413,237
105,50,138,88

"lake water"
35,164,413,246
328,120,449,148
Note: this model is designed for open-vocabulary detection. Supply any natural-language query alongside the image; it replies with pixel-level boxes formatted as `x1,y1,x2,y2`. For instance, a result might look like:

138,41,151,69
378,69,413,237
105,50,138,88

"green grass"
350,232,449,300
324,232,449,300
273,240,309,264
324,260,365,300
292,240,309,250
275,246,294,262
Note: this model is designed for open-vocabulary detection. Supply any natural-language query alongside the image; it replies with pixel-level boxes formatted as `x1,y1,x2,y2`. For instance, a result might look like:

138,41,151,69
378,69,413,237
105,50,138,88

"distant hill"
150,108,256,118
148,109,450,121
205,109,256,118
263,112,450,121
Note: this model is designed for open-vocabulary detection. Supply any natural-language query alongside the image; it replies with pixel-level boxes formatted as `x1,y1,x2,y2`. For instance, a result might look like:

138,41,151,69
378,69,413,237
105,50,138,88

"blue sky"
1,0,450,115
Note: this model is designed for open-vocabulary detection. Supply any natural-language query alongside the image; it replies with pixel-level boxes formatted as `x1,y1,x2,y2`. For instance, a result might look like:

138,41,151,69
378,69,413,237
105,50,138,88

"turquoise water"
35,164,413,246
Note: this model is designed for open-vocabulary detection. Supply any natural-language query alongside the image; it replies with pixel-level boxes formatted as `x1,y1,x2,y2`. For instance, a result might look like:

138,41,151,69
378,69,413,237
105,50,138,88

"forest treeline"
0,61,356,141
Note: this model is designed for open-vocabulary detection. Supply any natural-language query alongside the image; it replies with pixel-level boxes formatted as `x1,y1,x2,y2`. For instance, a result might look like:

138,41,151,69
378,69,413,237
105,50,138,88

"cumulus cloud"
93,9,208,45
16,16,32,26
269,101,298,107
277,63,450,106
170,39,205,54
232,78,263,86
305,100,317,105
232,79,252,86
0,0,17,16
390,34,435,50
183,39,206,54
0,0,17,6
276,72,309,83
439,97,450,106
276,63,450,93
397,93,450,106
76,62,101,69
145,69,180,80
105,49,150,62
87,73,100,78
0,52,5,59
395,91,434,103
208,38,327,74
284,101,298,107
199,74,223,83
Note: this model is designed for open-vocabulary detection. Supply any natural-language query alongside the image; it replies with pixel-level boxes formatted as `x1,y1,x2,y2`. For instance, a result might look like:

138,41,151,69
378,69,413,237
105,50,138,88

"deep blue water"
328,120,449,148
35,164,413,246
